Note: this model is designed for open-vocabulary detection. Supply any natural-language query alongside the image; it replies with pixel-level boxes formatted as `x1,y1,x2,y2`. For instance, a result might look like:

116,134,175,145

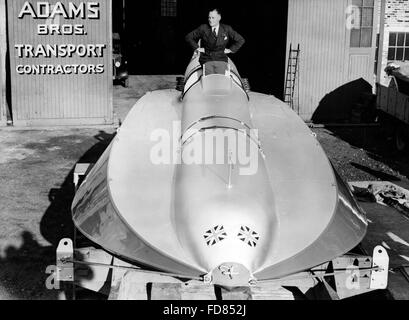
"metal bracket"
370,245,389,289
203,273,212,285
57,238,74,282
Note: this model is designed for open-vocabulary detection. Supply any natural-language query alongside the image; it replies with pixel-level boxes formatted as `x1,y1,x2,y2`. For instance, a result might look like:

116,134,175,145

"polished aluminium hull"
72,57,367,286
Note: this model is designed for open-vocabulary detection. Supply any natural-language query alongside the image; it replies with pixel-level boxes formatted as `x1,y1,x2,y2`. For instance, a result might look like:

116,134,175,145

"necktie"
213,28,217,39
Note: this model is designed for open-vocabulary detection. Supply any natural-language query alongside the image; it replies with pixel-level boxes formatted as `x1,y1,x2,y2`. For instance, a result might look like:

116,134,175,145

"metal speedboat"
71,56,368,287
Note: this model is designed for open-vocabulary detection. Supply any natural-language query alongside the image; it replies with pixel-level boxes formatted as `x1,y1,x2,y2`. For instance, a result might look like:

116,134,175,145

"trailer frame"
56,163,389,300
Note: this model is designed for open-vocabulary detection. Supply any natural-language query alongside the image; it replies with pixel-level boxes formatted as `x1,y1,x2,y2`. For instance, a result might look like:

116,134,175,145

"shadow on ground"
322,125,409,184
0,131,115,300
40,130,115,245
0,232,56,299
312,78,373,124
350,162,402,181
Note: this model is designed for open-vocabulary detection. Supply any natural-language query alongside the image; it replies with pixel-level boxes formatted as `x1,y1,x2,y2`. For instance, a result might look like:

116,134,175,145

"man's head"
208,8,221,28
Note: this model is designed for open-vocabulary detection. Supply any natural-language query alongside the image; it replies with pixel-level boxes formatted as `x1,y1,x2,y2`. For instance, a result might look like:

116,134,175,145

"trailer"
376,63,409,151
55,163,389,300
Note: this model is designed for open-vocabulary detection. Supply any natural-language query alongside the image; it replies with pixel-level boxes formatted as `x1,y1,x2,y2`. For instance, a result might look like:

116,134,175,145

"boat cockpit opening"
182,61,248,99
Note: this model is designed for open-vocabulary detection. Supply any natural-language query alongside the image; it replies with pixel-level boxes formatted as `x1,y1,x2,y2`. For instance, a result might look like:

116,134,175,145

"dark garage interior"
112,0,288,98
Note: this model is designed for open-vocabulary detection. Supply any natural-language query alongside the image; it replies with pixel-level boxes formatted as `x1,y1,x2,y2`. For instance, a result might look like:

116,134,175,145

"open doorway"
113,0,288,97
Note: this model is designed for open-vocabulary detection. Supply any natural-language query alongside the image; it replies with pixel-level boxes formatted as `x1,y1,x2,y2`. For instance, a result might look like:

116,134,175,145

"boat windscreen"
183,61,245,97
203,61,229,75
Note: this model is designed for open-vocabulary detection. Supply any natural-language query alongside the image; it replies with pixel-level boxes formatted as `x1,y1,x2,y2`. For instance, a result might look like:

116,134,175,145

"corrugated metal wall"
7,0,113,126
348,54,371,81
286,0,350,120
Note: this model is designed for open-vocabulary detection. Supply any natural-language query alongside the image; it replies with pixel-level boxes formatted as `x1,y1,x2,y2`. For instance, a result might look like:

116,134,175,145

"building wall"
386,0,409,27
379,0,409,85
286,0,347,120
0,0,7,126
287,0,378,121
7,0,113,126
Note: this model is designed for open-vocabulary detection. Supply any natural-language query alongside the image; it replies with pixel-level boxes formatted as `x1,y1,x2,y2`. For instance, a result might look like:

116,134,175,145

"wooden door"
346,0,378,85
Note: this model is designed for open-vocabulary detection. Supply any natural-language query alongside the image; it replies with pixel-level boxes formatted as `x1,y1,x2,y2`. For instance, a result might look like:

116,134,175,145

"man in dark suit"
185,8,245,74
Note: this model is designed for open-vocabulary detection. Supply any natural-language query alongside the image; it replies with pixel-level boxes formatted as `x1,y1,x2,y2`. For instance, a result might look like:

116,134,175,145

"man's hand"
195,48,205,54
224,49,232,54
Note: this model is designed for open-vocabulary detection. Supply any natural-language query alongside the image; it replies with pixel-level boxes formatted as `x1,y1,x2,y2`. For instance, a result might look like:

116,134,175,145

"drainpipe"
376,0,386,85
0,0,8,126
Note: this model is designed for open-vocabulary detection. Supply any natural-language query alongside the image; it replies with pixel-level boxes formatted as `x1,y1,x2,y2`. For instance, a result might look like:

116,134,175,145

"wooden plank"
110,267,217,300
109,257,182,300
396,94,407,121
103,254,382,300
250,284,299,300
379,85,389,112
112,277,148,300
388,88,397,116
74,247,113,295
109,257,146,300
108,255,302,300
105,255,330,300
405,98,409,123
151,283,182,300
220,287,252,300
180,281,216,300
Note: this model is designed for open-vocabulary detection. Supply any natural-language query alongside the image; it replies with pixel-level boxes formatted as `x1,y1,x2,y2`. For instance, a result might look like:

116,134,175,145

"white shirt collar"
212,24,220,35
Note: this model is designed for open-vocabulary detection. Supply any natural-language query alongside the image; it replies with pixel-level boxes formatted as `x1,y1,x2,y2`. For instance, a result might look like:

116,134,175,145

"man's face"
208,11,221,27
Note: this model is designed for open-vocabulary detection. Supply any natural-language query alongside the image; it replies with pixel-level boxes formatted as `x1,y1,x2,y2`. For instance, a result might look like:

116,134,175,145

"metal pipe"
0,0,8,126
307,123,380,128
65,259,203,281
258,266,383,284
376,0,387,85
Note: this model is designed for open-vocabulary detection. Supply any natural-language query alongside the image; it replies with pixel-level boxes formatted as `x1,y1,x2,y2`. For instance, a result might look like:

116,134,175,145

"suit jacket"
185,23,245,64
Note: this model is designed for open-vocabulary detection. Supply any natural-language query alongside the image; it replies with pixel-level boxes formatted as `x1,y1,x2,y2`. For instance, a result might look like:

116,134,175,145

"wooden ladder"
284,43,300,113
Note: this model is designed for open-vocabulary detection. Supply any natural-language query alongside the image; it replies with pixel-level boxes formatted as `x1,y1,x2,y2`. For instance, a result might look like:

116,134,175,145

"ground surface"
0,76,409,299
